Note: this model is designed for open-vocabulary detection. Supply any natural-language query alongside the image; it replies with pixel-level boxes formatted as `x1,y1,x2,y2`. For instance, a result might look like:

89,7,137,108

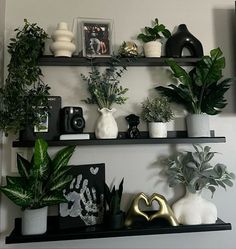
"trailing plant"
141,96,174,123
81,57,128,109
156,47,232,114
0,19,50,135
0,138,75,209
166,144,235,197
104,178,124,215
137,18,171,43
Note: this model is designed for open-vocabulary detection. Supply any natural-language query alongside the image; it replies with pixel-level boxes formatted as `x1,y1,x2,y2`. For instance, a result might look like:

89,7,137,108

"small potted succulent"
137,18,171,57
104,178,125,229
165,144,234,225
140,96,174,138
0,138,75,235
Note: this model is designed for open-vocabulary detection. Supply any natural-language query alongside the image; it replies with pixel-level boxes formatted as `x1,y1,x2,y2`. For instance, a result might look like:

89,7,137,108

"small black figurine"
165,24,203,58
125,114,141,139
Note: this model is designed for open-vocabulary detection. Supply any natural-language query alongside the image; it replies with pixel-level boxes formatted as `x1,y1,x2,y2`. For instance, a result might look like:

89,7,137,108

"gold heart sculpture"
124,192,179,227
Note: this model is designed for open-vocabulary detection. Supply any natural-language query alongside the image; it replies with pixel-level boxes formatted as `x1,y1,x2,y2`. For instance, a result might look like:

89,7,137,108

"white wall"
1,0,236,249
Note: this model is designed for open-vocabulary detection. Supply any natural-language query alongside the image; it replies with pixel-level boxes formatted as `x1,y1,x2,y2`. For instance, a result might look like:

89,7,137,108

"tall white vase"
95,108,118,139
172,189,217,225
186,114,210,137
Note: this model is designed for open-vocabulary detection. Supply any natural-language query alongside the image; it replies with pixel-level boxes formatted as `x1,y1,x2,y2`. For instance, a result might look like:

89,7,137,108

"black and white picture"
59,163,105,229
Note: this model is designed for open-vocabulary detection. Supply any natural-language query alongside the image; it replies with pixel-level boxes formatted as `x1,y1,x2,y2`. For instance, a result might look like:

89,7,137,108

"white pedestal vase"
95,108,118,139
186,114,210,137
22,206,48,235
148,122,167,138
143,41,162,57
172,190,217,225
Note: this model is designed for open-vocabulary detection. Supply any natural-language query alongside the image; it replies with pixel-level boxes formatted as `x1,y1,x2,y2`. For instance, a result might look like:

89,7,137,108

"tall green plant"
0,138,75,209
156,48,232,114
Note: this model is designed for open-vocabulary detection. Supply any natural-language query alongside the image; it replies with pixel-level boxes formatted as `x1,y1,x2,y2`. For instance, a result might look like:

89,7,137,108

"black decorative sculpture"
165,24,203,58
125,114,141,139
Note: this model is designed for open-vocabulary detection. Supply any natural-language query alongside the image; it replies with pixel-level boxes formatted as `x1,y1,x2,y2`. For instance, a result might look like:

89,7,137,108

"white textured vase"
143,41,162,57
186,114,210,137
172,190,217,225
148,122,167,138
22,206,48,235
95,108,118,139
50,22,76,57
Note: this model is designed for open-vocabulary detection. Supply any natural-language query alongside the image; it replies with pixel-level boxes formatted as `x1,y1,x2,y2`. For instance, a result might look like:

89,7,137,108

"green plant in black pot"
104,178,125,229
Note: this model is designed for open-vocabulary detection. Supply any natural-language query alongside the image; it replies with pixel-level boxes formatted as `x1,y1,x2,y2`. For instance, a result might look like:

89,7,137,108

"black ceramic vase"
106,211,125,230
165,24,203,58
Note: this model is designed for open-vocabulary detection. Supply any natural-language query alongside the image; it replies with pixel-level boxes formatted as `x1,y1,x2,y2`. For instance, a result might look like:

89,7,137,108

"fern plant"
156,48,232,115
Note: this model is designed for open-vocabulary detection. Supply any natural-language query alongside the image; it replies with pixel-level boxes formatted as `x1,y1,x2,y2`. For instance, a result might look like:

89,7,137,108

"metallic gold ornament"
118,41,138,57
125,192,179,227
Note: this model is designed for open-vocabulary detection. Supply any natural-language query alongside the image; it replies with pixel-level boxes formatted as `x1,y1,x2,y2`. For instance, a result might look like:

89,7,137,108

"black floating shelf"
5,216,231,244
12,131,226,148
39,55,200,67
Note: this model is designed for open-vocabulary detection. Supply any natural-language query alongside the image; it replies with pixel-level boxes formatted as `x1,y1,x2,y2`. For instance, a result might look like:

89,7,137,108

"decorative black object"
125,114,141,138
59,163,105,230
61,106,85,134
105,211,125,230
19,96,61,141
165,24,203,58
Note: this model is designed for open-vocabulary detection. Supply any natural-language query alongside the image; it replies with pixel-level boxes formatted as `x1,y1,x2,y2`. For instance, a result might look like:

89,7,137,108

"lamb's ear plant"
166,144,235,197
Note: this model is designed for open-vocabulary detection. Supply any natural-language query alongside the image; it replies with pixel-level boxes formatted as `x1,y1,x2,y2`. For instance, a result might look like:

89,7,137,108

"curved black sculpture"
165,24,203,58
125,114,141,139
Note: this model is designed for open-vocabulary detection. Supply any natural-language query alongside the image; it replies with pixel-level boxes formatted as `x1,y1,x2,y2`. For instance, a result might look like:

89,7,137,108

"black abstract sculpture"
165,24,203,58
125,114,141,139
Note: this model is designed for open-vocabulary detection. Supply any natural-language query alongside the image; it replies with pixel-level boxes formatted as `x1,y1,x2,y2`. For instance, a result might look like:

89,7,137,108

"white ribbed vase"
148,122,167,138
143,41,162,57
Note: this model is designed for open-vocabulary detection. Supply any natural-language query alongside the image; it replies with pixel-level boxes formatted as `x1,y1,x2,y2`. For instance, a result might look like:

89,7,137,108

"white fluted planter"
143,41,162,57
148,122,167,138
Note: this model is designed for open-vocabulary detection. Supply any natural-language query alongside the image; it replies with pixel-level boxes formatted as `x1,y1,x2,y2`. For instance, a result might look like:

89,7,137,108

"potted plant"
140,96,174,138
81,57,128,139
137,18,171,57
156,47,233,137
104,178,125,229
165,144,234,225
0,19,50,135
0,138,75,235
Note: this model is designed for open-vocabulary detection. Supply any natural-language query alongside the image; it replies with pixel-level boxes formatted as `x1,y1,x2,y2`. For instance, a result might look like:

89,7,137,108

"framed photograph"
79,18,113,57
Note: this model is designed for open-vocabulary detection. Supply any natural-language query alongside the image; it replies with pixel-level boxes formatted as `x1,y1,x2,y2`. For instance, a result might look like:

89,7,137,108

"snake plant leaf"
17,154,31,179
118,178,124,199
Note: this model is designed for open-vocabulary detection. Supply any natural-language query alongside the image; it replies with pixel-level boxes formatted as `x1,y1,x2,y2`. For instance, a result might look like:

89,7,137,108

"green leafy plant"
166,144,235,197
0,138,75,210
156,47,233,114
137,18,171,43
0,19,50,135
141,96,174,122
81,57,128,109
104,178,124,215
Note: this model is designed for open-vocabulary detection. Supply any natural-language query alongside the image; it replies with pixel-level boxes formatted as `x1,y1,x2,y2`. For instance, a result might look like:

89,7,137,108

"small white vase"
186,114,210,137
95,108,118,139
143,41,162,57
172,190,217,225
148,122,167,138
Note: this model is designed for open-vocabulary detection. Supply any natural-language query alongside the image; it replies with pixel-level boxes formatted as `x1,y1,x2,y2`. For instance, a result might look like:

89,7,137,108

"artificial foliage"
166,144,234,197
141,96,174,123
81,57,128,109
156,47,232,115
137,18,171,43
0,138,75,209
0,19,50,135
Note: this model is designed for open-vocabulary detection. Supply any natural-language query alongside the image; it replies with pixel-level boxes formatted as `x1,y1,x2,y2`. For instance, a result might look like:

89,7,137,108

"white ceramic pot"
148,122,167,138
95,108,118,139
186,114,210,137
22,206,48,235
143,41,162,57
172,190,217,225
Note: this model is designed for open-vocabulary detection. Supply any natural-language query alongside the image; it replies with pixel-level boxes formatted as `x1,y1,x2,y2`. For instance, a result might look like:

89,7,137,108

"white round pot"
172,189,217,225
148,122,167,138
95,108,118,139
22,206,48,235
186,114,210,137
143,41,162,57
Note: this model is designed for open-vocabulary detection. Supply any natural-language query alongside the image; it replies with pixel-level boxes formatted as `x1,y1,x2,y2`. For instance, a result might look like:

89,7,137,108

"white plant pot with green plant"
141,96,174,138
137,18,171,57
81,57,128,139
165,144,234,225
0,138,75,235
156,47,233,137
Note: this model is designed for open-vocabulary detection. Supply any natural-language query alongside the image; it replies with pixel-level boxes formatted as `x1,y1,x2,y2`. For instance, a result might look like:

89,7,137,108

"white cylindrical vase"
148,122,167,138
186,114,210,137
